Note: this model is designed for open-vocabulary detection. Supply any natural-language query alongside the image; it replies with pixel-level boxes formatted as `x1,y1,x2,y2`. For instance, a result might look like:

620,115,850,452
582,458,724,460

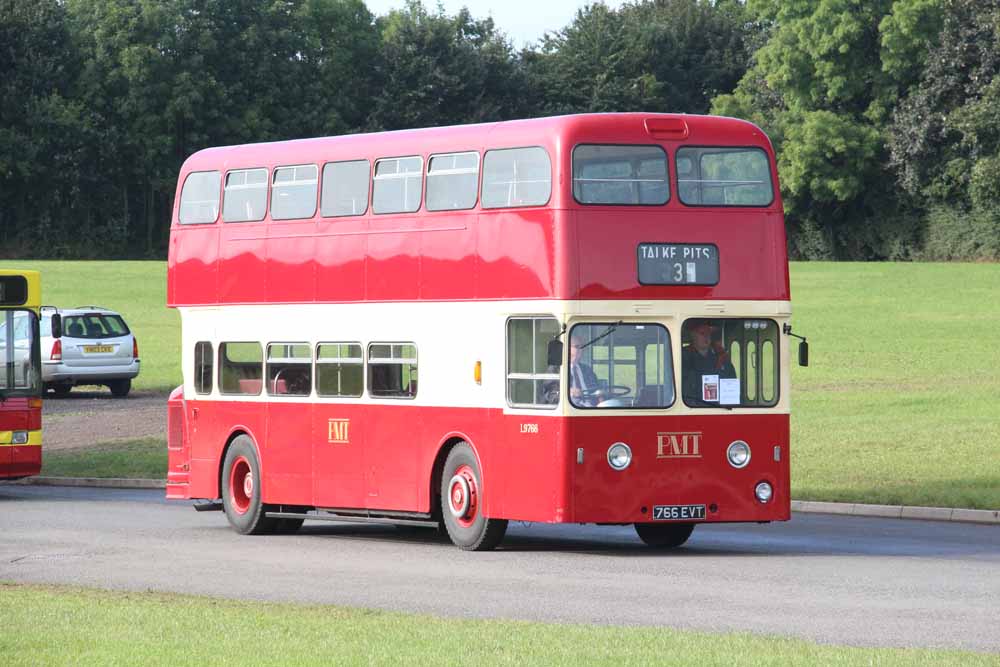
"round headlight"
607,442,632,471
755,481,773,503
727,440,751,468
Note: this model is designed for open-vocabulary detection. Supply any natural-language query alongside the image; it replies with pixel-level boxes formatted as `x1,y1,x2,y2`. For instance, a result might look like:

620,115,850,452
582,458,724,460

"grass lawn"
2,260,998,509
41,438,166,478
789,262,1000,509
0,584,991,666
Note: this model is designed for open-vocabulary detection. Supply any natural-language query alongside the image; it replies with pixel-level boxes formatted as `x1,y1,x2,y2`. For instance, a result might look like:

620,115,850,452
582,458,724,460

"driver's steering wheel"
581,385,632,399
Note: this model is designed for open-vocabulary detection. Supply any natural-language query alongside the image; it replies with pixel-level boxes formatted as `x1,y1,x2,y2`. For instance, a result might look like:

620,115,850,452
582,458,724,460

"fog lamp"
755,481,773,503
607,443,632,471
726,440,751,468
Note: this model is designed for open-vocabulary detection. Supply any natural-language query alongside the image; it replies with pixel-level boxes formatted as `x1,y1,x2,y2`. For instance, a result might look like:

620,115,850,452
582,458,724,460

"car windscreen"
63,314,130,339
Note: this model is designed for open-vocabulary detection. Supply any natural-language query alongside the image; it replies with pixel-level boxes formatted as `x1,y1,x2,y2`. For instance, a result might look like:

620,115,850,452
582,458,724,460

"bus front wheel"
221,435,277,535
634,522,695,549
440,442,507,551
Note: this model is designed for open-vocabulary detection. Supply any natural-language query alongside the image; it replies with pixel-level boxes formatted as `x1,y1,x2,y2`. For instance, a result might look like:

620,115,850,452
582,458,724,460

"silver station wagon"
40,306,140,397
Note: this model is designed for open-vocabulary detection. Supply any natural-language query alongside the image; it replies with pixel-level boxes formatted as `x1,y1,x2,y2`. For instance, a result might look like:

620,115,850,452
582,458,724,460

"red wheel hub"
448,464,478,528
229,456,253,515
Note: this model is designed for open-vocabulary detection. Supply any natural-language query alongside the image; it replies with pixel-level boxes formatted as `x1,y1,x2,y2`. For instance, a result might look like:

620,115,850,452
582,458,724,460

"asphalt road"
1,485,998,653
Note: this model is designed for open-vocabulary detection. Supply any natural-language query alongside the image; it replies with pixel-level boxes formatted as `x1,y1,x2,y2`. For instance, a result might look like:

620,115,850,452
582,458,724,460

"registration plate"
83,345,114,354
652,504,706,521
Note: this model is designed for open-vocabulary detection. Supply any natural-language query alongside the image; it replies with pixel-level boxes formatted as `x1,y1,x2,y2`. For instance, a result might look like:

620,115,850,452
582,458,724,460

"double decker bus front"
549,116,794,532
0,271,44,479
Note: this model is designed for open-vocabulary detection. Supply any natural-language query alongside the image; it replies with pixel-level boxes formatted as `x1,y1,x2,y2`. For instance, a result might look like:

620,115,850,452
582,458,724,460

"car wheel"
440,442,507,551
221,435,277,535
109,379,131,397
634,522,695,549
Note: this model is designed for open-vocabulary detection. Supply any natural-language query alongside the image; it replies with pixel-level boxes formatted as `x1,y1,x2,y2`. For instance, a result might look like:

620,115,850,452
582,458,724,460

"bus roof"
179,113,772,174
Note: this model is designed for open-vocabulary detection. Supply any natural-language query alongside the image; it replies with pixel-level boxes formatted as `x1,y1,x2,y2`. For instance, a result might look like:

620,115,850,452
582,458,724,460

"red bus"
1,270,46,480
166,113,804,550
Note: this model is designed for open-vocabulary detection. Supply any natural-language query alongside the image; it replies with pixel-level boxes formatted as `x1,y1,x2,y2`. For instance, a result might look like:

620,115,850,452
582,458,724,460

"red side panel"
477,209,558,299
316,218,367,302
268,221,316,304
219,222,267,304
367,217,421,302
420,213,478,300
168,226,218,306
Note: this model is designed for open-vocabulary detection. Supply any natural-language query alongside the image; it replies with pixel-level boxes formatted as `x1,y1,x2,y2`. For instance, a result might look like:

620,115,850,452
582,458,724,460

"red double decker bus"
1,270,45,480
167,113,803,550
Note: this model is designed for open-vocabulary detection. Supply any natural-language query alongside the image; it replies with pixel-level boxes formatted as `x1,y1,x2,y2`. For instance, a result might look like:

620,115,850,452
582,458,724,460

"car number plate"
84,345,114,354
652,504,706,521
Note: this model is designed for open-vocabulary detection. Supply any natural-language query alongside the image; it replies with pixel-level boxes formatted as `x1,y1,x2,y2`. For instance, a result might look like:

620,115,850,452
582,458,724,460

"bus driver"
682,320,736,405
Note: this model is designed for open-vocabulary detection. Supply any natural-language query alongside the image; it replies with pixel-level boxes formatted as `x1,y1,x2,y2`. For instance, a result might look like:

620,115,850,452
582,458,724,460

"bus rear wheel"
634,522,695,549
222,435,277,535
440,442,507,551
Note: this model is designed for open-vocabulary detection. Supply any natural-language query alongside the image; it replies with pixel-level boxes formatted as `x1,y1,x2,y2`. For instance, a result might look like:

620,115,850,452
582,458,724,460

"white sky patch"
364,0,629,48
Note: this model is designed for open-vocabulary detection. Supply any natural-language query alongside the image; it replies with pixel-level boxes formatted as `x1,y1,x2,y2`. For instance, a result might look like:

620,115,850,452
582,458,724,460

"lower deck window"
194,341,213,395
368,343,417,398
219,342,263,395
506,316,560,408
266,343,311,396
681,318,779,408
316,343,363,397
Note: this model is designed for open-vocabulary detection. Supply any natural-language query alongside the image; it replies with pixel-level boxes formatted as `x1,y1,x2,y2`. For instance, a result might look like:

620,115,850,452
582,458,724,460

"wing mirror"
547,339,563,367
798,340,808,367
51,313,62,339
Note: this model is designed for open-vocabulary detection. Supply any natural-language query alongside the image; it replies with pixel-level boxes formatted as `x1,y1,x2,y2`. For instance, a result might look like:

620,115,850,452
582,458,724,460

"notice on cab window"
702,375,719,402
719,379,740,405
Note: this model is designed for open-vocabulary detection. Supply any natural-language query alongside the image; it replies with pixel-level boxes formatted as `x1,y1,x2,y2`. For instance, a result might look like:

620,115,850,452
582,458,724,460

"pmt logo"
327,419,350,444
656,431,702,459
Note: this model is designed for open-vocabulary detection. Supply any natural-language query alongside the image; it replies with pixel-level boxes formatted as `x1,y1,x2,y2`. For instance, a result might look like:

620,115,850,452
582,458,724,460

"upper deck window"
676,147,773,207
481,147,551,209
373,156,422,214
426,151,479,212
178,171,221,224
271,164,318,220
321,160,370,217
223,168,268,222
572,145,669,205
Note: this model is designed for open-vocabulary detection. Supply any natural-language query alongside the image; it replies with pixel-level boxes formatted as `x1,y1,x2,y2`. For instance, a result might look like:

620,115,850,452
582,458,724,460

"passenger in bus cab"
682,320,736,404
569,333,601,407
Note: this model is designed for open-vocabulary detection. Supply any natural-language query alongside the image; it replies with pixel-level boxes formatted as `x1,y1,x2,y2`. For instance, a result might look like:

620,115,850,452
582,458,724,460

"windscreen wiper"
579,320,624,349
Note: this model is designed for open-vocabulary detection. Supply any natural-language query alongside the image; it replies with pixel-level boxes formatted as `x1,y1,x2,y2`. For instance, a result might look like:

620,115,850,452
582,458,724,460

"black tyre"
274,518,304,534
440,442,507,551
634,522,695,549
109,379,131,397
221,435,277,535
52,384,72,397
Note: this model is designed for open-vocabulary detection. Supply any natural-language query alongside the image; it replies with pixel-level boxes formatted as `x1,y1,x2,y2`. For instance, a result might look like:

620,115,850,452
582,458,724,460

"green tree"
366,1,525,130
713,0,946,259
526,0,754,115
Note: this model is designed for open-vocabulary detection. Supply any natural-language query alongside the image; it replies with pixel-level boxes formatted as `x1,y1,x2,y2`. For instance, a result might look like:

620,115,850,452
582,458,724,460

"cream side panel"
176,299,795,415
